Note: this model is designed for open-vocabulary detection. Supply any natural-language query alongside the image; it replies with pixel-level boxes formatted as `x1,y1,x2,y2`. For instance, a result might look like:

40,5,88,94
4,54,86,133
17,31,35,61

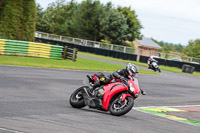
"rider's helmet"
148,56,153,61
126,63,139,76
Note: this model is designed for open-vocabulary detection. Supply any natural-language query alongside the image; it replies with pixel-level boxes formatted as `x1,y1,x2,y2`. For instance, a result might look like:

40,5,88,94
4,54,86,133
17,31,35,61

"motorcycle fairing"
128,80,140,95
121,93,133,101
152,62,158,68
102,82,128,110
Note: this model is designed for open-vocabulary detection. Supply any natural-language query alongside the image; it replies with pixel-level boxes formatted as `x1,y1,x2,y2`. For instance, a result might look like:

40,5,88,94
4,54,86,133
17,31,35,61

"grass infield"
0,55,157,74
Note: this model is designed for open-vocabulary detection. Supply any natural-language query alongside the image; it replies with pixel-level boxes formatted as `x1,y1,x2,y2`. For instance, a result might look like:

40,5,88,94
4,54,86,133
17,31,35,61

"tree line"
152,39,185,53
36,0,142,46
36,0,199,58
152,38,200,58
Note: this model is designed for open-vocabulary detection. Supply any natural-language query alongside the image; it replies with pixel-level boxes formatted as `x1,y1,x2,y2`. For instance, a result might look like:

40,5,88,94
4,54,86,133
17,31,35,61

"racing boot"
87,86,96,97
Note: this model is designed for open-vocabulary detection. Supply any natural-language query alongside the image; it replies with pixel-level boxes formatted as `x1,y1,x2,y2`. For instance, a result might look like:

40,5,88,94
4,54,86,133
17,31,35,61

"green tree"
36,0,77,36
99,2,129,44
0,0,4,8
118,6,142,41
184,39,200,58
36,4,47,32
70,0,104,40
175,44,184,53
35,0,142,46
101,10,128,44
0,0,36,41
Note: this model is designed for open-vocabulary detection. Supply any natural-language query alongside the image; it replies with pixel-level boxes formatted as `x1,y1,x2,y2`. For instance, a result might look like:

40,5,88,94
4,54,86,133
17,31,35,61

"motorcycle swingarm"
81,87,103,108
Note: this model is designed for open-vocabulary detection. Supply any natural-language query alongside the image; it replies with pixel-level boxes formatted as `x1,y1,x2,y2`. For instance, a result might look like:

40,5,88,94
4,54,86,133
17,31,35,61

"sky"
35,0,200,46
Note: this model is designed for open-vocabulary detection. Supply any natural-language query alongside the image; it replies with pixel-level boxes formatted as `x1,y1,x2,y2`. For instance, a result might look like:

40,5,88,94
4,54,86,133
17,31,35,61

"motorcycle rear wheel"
109,96,134,116
69,87,86,108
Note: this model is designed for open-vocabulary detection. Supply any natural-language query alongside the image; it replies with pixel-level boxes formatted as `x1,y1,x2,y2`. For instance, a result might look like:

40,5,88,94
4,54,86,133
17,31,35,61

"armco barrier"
0,39,6,54
35,37,200,72
35,37,137,61
0,39,63,59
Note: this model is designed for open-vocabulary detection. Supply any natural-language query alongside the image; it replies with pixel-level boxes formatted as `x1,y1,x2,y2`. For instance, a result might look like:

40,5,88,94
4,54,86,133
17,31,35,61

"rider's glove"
120,77,126,82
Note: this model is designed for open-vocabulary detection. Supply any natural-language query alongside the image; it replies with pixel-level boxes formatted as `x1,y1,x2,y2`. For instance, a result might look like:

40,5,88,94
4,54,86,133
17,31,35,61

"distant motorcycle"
69,75,143,116
148,61,161,73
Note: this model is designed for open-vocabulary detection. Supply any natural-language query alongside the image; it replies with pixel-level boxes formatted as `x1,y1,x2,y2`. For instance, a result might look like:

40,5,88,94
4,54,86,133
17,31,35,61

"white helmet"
126,63,139,76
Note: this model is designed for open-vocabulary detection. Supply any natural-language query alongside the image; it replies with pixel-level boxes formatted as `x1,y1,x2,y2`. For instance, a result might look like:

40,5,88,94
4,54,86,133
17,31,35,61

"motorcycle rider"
88,72,111,90
147,56,158,69
111,63,138,81
88,63,146,95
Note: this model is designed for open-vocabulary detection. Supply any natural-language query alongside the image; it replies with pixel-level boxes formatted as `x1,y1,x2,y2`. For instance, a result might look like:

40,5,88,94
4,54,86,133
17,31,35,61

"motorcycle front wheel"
157,67,161,73
109,96,134,116
69,87,86,108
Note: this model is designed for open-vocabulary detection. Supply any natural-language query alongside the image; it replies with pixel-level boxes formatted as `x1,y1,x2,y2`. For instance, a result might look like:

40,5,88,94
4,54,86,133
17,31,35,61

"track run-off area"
0,65,199,133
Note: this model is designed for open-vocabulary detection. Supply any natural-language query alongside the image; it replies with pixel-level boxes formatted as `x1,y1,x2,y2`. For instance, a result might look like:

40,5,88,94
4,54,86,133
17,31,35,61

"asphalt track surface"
0,63,200,133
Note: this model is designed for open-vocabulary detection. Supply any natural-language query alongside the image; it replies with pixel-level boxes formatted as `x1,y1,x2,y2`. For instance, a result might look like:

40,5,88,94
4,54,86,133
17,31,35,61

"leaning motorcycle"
69,75,142,116
149,61,161,73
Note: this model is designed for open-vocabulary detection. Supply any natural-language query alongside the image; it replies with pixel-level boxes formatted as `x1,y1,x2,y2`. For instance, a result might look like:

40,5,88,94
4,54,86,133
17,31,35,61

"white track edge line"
0,127,25,133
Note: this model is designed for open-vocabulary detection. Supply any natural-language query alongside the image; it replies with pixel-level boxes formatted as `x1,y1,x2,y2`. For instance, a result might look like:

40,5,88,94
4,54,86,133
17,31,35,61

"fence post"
123,47,126,53
163,53,166,59
72,48,77,61
150,50,152,56
190,57,193,62
111,44,113,50
63,46,68,59
47,33,49,39
136,48,141,62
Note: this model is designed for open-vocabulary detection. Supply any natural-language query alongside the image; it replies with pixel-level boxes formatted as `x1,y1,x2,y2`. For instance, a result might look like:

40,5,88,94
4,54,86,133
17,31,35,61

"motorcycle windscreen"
131,77,140,94
132,77,139,87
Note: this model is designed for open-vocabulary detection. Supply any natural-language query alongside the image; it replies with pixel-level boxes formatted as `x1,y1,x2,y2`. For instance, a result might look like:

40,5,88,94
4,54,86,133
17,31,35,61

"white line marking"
0,64,108,72
0,127,25,133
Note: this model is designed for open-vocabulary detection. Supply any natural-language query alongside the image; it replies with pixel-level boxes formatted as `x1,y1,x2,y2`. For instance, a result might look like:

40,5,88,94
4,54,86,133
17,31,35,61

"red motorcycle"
69,75,142,116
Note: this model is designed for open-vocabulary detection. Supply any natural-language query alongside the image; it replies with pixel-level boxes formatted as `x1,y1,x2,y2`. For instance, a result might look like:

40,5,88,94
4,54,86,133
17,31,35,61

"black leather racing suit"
110,68,129,80
90,69,127,90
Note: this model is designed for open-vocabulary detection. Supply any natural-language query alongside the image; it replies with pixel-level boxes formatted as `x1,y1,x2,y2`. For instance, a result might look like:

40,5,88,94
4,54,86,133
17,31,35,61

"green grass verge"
79,52,200,77
0,55,156,74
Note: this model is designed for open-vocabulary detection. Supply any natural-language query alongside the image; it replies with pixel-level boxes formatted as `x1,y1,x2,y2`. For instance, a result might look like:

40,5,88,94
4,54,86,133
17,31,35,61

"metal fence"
35,31,135,54
35,31,200,64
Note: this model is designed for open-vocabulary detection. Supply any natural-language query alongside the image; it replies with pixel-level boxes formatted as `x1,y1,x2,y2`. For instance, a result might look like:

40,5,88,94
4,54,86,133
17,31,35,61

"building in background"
133,37,162,57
